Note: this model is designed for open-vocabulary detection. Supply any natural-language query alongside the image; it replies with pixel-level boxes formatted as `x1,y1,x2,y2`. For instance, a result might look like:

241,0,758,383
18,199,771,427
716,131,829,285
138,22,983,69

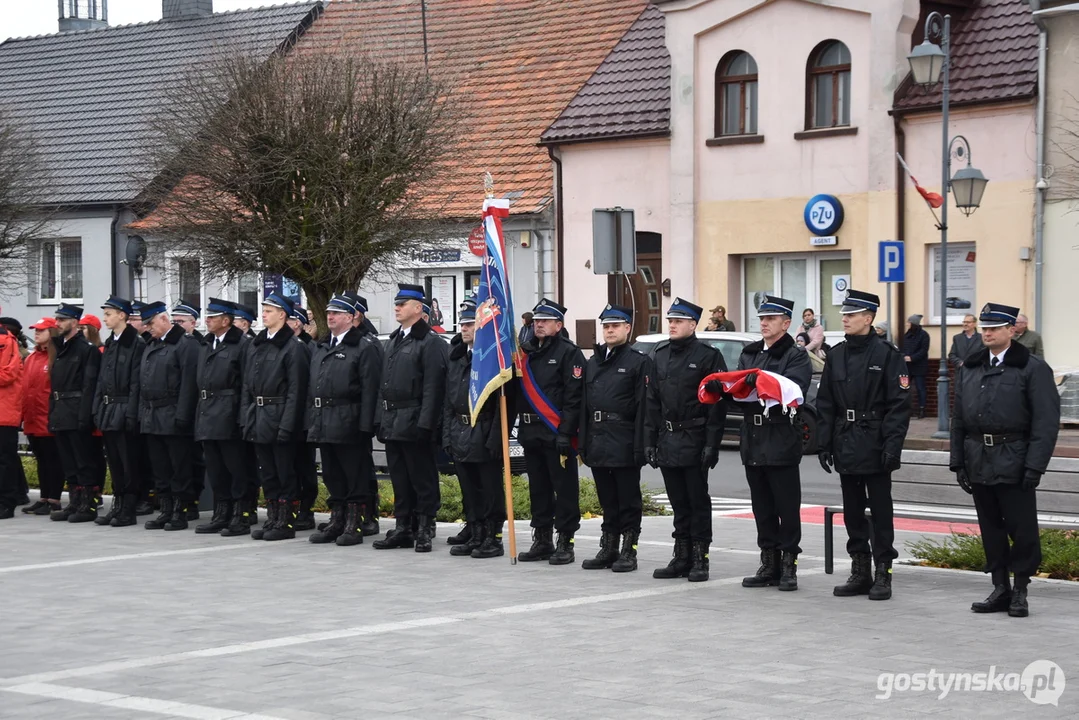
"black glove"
704,379,724,396
125,416,137,433
818,451,833,474
743,371,758,387
954,468,973,494
1022,469,1042,491
644,446,659,468
276,429,291,443
882,451,902,472
556,435,574,457
700,446,719,473
416,427,432,444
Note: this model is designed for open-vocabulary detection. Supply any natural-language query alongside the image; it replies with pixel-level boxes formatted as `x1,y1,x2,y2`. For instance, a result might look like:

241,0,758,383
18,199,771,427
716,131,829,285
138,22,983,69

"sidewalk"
904,416,1079,458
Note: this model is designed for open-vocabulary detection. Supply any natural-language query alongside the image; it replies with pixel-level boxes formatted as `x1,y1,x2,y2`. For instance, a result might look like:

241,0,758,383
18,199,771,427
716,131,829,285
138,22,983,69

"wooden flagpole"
499,386,517,563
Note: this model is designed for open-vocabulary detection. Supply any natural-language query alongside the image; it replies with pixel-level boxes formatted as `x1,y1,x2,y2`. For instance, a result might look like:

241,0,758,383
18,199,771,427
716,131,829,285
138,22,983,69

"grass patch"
906,529,1079,581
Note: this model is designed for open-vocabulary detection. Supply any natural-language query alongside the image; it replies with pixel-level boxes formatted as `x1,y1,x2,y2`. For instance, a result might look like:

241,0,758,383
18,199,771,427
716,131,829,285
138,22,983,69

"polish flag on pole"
698,369,804,414
897,153,944,209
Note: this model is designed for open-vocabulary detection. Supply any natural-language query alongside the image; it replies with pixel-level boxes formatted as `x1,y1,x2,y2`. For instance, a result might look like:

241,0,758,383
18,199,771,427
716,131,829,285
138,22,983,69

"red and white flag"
698,369,804,414
897,153,944,209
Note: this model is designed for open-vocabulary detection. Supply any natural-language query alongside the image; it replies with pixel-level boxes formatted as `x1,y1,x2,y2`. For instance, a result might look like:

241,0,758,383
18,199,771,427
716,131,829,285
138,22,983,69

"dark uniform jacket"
194,326,248,442
378,319,447,443
516,332,586,450
138,324,199,436
644,335,728,468
441,336,507,463
950,341,1060,485
948,332,984,367
93,325,144,432
735,332,812,467
306,327,382,445
242,324,309,444
816,331,911,475
48,333,101,433
579,342,651,468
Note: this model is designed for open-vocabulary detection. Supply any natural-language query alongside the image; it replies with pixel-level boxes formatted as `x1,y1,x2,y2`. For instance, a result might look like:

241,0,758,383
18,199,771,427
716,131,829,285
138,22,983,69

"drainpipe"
109,206,121,296
547,145,565,303
894,115,906,342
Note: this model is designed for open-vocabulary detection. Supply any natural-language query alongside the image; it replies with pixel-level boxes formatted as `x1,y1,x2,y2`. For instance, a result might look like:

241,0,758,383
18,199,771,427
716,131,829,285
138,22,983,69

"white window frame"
927,242,976,326
37,238,84,304
164,251,208,332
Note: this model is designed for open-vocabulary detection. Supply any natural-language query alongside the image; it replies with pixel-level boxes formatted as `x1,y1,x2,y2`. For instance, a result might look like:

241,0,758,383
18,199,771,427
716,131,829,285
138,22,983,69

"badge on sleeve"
899,375,910,390
572,366,583,379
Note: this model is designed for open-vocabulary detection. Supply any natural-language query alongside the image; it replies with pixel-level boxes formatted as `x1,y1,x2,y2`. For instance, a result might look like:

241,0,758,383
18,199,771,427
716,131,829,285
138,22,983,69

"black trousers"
362,435,379,514
972,482,1041,579
29,435,65,501
55,429,99,489
745,465,802,554
385,440,440,522
203,440,253,503
840,472,898,563
255,442,297,501
911,375,927,410
244,442,260,501
592,466,643,534
295,441,319,511
103,430,141,497
0,426,22,508
455,460,506,523
14,434,28,499
321,442,371,505
146,434,196,500
191,441,205,502
660,465,712,543
524,446,580,534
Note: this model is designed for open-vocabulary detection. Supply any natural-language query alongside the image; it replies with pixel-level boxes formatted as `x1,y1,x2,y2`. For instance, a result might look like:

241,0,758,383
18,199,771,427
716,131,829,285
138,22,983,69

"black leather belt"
458,414,471,424
844,409,881,422
255,396,285,407
749,411,791,426
381,399,419,411
664,417,707,432
101,395,129,405
148,397,178,408
520,413,544,425
199,389,235,400
982,433,1027,447
313,397,354,408
590,411,626,423
52,391,82,400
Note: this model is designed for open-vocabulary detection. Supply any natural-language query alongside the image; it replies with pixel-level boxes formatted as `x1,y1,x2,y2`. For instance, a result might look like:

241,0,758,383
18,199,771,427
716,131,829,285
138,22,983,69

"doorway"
608,231,662,339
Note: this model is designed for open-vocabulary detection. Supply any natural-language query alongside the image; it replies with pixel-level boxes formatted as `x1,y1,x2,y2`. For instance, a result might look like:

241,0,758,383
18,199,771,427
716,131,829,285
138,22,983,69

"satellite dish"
125,236,147,275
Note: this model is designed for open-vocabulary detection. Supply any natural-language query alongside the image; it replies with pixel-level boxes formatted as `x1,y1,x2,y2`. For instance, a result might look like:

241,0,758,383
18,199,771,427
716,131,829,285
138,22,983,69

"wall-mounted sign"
467,226,485,257
831,275,851,306
810,235,838,246
804,194,844,236
410,249,462,264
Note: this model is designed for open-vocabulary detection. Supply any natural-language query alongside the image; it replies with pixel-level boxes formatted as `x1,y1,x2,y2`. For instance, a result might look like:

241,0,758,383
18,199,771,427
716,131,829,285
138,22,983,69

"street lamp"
906,12,990,438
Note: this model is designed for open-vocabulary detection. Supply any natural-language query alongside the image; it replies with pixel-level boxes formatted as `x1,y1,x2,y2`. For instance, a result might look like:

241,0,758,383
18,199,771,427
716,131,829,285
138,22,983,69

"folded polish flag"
698,369,804,414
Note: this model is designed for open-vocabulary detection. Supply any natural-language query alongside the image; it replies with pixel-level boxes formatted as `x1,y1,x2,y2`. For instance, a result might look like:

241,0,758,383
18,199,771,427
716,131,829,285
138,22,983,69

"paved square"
1,507,1075,718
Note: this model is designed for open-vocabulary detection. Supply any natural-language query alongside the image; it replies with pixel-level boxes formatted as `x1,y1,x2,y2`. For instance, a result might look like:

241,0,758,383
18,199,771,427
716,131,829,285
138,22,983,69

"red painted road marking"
725,506,981,535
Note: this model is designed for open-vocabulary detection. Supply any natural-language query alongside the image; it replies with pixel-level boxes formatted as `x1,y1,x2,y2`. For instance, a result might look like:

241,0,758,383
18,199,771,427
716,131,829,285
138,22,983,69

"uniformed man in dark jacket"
441,302,510,559
127,301,156,517
719,296,811,591
234,305,257,339
92,296,145,527
578,304,651,573
48,303,102,523
286,305,319,530
172,302,204,342
951,303,1059,618
172,301,207,518
243,293,310,541
515,299,586,565
372,284,447,552
645,298,727,582
139,301,201,531
307,295,381,546
193,299,253,536
817,289,911,601
342,292,383,535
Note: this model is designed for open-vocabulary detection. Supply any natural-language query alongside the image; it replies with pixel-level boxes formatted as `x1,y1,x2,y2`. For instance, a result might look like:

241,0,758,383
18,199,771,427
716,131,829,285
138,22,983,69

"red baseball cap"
29,317,58,330
79,314,102,330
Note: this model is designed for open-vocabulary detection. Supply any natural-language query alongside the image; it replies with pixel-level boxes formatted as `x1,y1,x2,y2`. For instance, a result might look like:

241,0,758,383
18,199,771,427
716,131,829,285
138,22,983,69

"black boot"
310,503,346,544
360,505,380,537
549,532,575,565
221,500,252,537
294,508,316,532
185,500,200,521
653,538,692,579
264,501,297,541
414,514,433,553
611,530,640,573
335,503,364,547
251,501,276,540
144,495,174,530
22,499,50,515
868,560,893,601
450,522,484,556
472,520,505,558
582,531,621,570
687,541,710,582
1009,576,1030,617
50,488,80,521
69,486,100,523
373,521,415,549
428,516,437,539
134,499,154,516
195,501,232,534
517,527,555,562
972,582,1012,613
833,552,874,596
111,494,138,527
94,495,121,526
164,497,190,531
742,549,781,588
447,522,473,546
778,552,798,592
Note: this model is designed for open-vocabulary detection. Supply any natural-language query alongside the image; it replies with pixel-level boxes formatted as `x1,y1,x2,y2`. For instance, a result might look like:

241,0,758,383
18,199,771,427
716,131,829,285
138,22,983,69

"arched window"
807,40,851,129
715,51,758,136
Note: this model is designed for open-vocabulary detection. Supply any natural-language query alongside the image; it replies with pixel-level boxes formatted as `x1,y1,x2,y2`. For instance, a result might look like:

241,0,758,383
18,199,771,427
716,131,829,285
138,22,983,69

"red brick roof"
893,0,1039,112
541,4,670,145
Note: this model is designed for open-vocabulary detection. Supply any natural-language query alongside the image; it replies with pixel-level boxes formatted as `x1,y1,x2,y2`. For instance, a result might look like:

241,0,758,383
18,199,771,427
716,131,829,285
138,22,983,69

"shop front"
741,251,851,343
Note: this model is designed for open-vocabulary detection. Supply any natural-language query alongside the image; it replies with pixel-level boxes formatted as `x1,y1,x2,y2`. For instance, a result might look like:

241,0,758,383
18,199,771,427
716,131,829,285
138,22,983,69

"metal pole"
886,281,893,344
613,208,624,307
934,15,951,439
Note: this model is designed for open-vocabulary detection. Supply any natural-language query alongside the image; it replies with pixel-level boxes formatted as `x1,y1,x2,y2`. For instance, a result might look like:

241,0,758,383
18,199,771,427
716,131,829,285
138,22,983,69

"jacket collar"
106,325,140,348
451,338,473,361
322,326,361,348
743,332,795,357
390,318,432,343
965,339,1030,369
254,323,295,348
206,325,244,346
162,324,185,345
593,342,629,363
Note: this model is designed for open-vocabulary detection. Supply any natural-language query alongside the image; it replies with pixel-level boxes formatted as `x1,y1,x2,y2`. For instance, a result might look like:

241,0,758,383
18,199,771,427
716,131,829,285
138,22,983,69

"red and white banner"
698,369,804,413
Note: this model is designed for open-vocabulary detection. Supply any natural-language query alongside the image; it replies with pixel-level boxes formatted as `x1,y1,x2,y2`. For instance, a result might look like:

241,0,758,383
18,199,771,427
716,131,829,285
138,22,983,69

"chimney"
162,0,214,20
58,0,109,32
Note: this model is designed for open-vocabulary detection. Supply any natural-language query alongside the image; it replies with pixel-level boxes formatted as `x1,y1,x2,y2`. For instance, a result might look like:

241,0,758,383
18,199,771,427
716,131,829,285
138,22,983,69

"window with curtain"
38,239,83,302
715,51,758,136
808,40,851,129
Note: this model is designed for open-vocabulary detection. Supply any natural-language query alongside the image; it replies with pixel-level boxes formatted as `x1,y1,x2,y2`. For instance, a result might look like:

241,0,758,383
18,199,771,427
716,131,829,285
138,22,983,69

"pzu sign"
803,194,844,236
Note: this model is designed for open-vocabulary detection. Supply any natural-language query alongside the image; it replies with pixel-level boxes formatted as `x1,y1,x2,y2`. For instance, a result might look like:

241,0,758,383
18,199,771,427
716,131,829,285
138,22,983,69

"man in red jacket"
0,321,24,519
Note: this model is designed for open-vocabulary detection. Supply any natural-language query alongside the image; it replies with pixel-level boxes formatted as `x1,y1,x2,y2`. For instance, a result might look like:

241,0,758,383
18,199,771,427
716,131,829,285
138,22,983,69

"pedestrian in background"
518,311,535,347
0,316,24,519
901,314,930,418
0,317,29,360
21,319,64,515
800,309,826,358
1012,314,1044,358
948,314,984,368
706,305,735,332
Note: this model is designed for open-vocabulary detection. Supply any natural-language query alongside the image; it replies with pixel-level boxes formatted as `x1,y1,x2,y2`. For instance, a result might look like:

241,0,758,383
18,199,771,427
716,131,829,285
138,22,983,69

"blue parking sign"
878,241,905,283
